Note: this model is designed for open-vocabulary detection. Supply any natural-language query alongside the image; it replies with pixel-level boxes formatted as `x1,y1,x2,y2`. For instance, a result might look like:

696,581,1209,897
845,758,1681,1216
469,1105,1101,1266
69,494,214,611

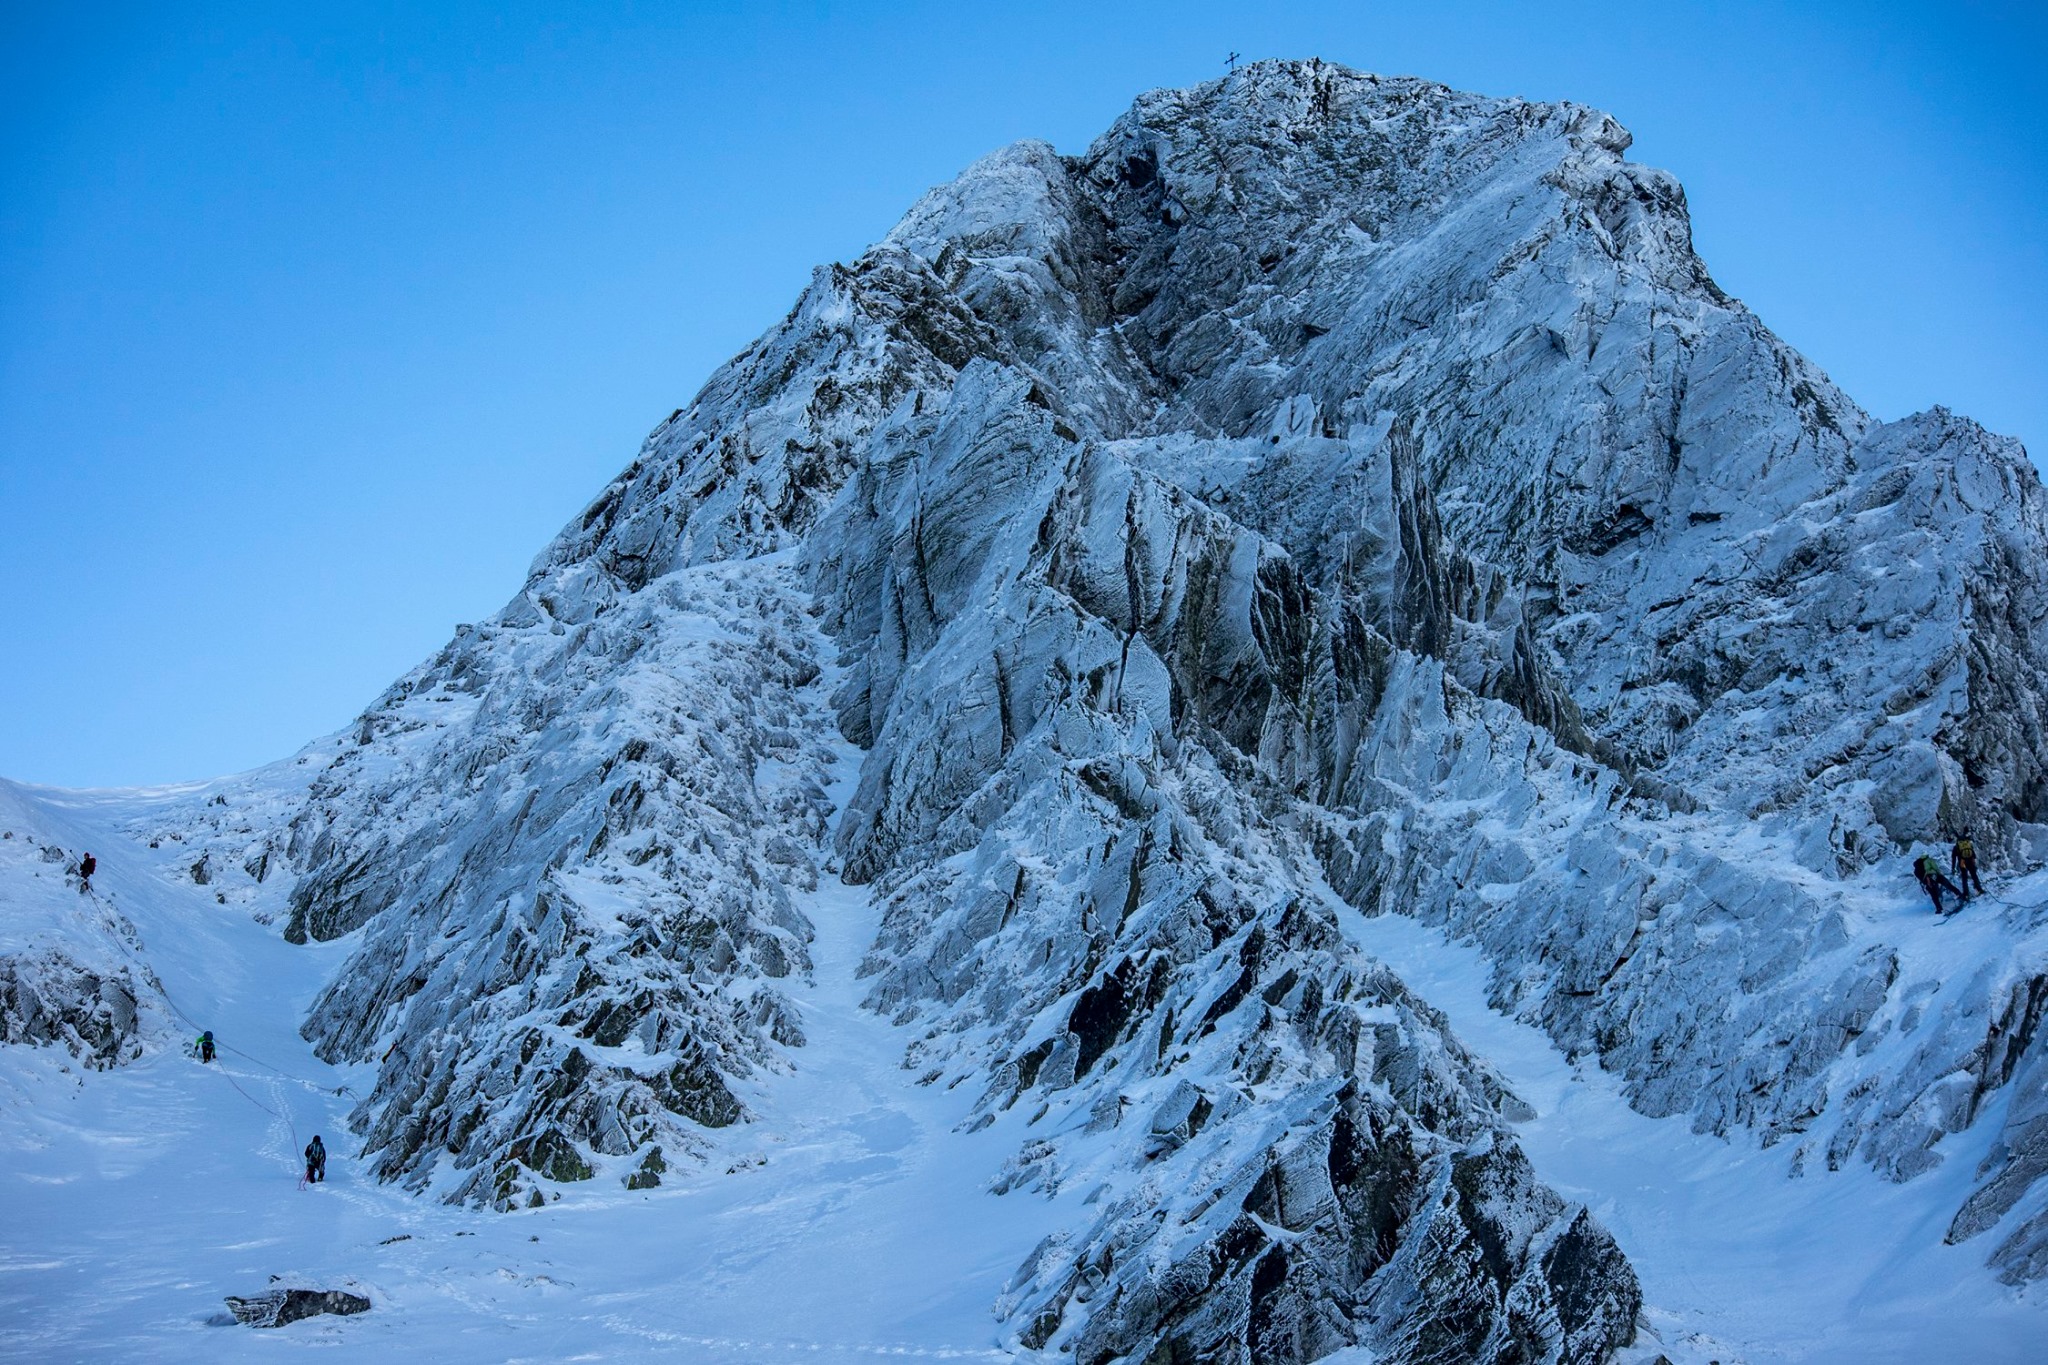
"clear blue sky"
3,1,2043,788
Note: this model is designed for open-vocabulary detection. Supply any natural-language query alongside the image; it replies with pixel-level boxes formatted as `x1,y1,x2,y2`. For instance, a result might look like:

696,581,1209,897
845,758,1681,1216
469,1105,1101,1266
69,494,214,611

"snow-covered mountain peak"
312,53,2048,1325
8,59,2048,1364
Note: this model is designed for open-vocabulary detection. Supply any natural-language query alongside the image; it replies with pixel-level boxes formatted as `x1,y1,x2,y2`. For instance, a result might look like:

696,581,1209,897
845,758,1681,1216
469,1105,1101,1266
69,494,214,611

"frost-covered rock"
0,952,144,1070
801,60,2048,1298
793,353,1638,1357
283,563,841,1205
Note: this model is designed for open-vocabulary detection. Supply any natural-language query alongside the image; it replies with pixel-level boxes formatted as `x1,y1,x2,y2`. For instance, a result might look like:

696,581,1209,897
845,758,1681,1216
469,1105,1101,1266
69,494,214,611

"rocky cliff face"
264,56,2048,1352
0,950,146,1071
284,561,841,1204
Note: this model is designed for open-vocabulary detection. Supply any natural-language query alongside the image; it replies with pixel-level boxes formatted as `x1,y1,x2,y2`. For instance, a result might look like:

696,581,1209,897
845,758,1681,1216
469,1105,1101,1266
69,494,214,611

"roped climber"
78,852,96,892
1914,851,1968,917
196,1030,216,1063
1952,831,1986,898
304,1135,327,1184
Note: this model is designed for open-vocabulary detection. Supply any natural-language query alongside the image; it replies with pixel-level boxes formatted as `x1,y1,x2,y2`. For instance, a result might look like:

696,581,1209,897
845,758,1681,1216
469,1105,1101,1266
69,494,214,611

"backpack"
1956,838,1975,862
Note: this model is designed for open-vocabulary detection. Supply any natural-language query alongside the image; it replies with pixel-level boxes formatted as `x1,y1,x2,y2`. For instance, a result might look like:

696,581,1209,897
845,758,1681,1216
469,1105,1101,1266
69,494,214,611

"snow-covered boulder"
223,1285,371,1328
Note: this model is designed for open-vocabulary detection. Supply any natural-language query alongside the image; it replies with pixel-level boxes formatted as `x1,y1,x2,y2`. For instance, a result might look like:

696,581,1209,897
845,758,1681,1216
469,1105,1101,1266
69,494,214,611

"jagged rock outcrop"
264,54,2048,1348
0,953,145,1070
798,358,1637,1358
286,564,841,1205
812,61,2048,1292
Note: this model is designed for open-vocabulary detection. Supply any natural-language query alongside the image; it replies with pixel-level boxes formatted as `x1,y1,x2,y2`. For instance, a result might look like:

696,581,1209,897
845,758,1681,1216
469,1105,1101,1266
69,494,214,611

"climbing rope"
219,1064,300,1149
80,882,356,1099
219,1038,357,1100
66,866,333,1187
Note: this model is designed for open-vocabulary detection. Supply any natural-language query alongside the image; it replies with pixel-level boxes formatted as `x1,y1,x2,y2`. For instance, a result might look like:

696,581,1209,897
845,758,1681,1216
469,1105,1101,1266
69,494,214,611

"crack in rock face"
208,55,2048,1354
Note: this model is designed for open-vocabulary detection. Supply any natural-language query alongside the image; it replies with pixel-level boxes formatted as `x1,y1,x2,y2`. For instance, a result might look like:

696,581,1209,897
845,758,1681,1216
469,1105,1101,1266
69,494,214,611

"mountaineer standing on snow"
196,1030,216,1063
1952,831,1986,898
304,1135,327,1184
78,852,96,892
1914,851,1968,916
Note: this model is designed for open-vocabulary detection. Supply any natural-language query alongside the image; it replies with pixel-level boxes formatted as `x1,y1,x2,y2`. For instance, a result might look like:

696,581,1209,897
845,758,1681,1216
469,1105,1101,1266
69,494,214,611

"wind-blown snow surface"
8,58,2048,1363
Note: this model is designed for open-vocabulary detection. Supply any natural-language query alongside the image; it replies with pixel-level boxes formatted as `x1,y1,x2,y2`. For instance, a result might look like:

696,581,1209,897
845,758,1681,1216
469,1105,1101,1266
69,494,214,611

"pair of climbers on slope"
186,1031,334,1186
1913,833,1984,916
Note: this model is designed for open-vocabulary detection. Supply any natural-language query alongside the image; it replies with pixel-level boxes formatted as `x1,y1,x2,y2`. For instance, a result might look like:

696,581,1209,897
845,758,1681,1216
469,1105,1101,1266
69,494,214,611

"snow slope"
5,763,2040,1361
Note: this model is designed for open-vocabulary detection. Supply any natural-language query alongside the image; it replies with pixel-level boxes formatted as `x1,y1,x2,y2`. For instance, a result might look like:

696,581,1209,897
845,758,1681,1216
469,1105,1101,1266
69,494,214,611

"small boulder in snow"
223,1287,371,1328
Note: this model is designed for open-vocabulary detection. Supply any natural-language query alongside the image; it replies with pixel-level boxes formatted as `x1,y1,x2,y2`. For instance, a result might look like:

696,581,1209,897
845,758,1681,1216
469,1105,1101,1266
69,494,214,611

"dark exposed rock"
512,1127,594,1183
623,1145,667,1190
224,1287,371,1328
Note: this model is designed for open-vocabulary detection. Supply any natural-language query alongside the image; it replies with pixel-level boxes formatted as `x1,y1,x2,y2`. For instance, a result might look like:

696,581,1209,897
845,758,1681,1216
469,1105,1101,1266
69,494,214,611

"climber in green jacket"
1914,852,1967,916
